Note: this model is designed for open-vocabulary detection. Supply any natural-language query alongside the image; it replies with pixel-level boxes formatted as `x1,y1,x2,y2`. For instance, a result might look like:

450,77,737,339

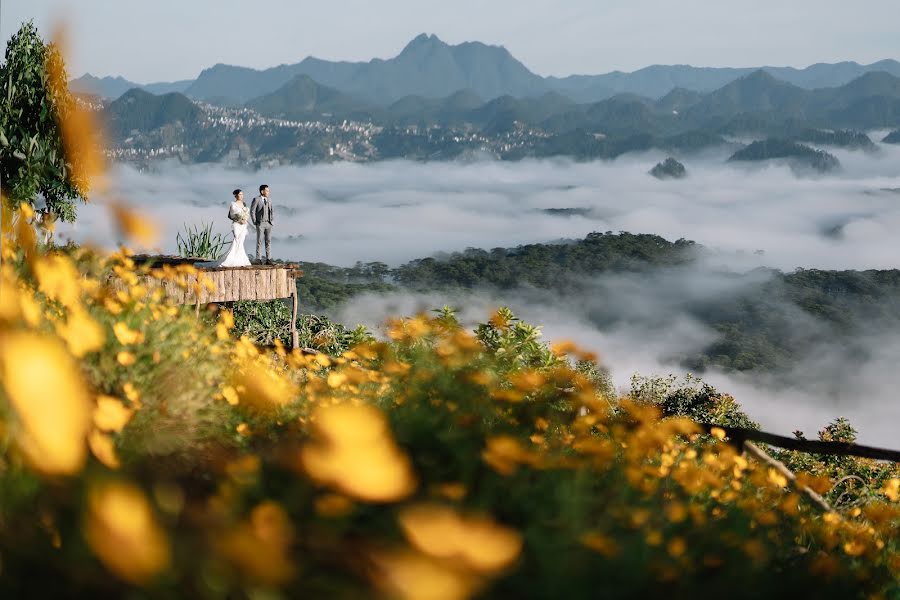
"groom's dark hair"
233,189,242,197
259,184,268,193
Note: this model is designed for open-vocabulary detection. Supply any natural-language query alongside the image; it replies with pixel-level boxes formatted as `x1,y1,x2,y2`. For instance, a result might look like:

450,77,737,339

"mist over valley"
57,142,900,444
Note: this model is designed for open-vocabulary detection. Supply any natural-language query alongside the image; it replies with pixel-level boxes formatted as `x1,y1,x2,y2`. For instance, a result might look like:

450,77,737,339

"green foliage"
475,307,564,371
231,299,293,346
650,157,687,179
778,418,900,509
231,299,373,352
0,21,84,221
728,138,840,173
394,232,697,291
630,373,761,430
297,261,396,311
175,221,227,259
296,313,373,355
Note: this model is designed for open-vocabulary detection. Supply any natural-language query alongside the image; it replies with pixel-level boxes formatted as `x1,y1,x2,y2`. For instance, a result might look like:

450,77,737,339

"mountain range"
98,64,900,169
72,33,900,107
235,69,900,134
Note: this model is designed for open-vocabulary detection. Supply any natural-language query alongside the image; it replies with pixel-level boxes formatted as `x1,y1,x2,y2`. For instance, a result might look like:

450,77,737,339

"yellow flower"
110,203,160,248
767,468,788,489
580,532,619,558
117,351,136,366
667,537,687,558
219,309,235,329
34,254,81,308
57,308,106,357
882,478,899,502
84,481,171,583
222,386,240,406
93,395,134,432
215,502,295,585
0,332,91,474
48,29,107,195
113,322,143,345
301,404,416,502
88,430,121,468
237,360,295,409
710,427,727,440
842,540,866,557
482,436,536,475
327,371,348,388
0,281,23,323
370,550,475,600
122,382,142,407
103,298,123,315
314,494,355,518
19,291,43,327
398,504,523,573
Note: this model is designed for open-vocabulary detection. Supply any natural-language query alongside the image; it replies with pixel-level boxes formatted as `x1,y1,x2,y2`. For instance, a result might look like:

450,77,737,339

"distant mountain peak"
402,33,446,52
744,69,779,82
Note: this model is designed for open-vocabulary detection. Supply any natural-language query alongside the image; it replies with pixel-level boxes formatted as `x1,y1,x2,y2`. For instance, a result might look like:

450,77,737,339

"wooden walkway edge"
110,255,304,348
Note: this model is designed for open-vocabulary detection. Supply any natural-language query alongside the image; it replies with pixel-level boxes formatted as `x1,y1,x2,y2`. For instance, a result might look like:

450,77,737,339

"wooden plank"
238,270,248,301
215,270,226,303
197,274,208,304
185,273,196,305
225,270,235,302
236,270,244,302
174,276,185,304
266,268,276,300
276,269,286,298
290,287,299,350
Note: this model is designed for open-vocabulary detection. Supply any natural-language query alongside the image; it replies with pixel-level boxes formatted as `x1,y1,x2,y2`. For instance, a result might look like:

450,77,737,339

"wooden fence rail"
695,422,900,463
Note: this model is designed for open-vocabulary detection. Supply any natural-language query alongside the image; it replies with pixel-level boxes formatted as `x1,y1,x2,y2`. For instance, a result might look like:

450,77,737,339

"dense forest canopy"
295,232,900,376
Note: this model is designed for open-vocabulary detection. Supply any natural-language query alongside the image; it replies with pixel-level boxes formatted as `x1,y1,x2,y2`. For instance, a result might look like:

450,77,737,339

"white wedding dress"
201,201,251,267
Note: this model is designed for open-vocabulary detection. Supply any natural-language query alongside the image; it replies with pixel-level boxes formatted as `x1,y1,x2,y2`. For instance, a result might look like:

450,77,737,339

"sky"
2,0,898,83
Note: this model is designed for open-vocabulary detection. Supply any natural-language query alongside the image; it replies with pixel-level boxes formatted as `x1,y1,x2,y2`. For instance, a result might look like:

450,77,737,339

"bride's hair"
232,189,242,197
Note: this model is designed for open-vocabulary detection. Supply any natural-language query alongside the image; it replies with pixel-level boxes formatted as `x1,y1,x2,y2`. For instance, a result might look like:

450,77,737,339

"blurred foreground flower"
0,332,91,474
301,404,416,502
84,481,171,583
110,202,160,248
371,550,476,600
398,504,523,573
215,501,295,585
49,25,107,195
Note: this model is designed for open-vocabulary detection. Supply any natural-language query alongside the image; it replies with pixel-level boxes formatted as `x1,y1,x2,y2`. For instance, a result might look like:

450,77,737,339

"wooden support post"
743,441,831,512
290,282,299,350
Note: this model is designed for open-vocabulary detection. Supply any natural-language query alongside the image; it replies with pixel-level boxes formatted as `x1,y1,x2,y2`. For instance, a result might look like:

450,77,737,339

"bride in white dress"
205,189,251,267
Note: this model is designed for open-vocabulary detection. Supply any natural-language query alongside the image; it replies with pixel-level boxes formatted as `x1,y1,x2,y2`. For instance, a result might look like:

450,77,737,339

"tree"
0,21,87,223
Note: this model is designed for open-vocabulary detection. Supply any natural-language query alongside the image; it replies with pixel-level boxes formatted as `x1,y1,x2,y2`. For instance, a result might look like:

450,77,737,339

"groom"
250,184,274,264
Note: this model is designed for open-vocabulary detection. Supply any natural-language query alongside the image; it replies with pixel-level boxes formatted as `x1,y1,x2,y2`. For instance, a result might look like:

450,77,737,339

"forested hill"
295,232,900,376
393,232,698,289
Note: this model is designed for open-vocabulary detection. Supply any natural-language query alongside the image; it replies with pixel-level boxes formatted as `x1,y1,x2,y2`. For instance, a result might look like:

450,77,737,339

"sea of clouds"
57,138,900,444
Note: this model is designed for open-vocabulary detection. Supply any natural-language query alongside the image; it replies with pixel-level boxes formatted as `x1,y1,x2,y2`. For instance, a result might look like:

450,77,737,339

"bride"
203,189,251,267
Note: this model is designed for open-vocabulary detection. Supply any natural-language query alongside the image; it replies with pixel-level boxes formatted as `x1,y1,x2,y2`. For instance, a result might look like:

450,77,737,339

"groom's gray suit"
250,193,274,261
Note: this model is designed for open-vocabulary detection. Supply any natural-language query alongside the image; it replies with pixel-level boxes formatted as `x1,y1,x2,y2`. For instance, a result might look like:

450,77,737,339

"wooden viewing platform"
111,255,304,348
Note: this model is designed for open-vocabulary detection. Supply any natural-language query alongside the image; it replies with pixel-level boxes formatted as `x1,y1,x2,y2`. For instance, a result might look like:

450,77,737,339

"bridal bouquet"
231,205,250,225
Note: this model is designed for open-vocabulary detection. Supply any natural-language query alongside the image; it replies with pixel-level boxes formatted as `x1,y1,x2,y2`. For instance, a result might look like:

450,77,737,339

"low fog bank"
58,141,900,270
332,268,900,447
54,142,900,445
